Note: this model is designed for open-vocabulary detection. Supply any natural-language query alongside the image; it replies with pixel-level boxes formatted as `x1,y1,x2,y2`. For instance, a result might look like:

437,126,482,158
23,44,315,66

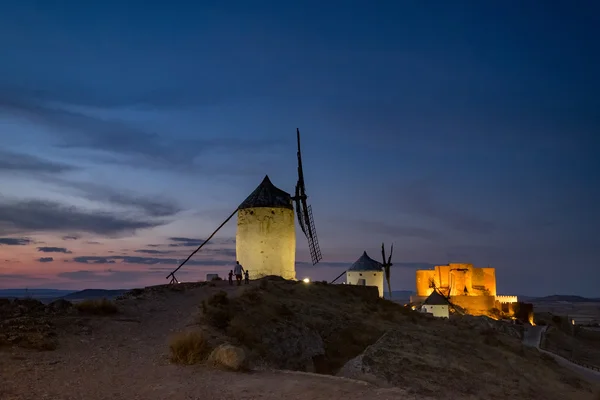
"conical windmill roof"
348,251,383,272
238,175,293,210
424,290,450,305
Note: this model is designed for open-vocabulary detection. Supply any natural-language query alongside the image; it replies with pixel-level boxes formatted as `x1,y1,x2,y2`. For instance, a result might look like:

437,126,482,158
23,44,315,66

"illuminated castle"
411,263,518,316
235,176,296,280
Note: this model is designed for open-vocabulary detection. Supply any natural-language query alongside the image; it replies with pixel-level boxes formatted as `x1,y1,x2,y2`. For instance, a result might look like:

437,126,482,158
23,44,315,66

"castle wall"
236,207,296,280
451,295,496,316
480,268,497,296
416,270,435,297
347,271,384,298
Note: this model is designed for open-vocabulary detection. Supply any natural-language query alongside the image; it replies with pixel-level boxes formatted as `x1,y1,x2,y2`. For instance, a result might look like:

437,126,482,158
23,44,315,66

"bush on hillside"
75,298,118,315
198,279,418,372
169,330,212,365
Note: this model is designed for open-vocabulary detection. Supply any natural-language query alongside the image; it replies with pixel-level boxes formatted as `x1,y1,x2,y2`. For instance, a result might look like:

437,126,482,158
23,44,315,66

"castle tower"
346,251,385,297
236,175,296,280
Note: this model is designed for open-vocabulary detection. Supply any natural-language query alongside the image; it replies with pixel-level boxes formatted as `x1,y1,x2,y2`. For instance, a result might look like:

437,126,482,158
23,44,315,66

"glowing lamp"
302,277,310,283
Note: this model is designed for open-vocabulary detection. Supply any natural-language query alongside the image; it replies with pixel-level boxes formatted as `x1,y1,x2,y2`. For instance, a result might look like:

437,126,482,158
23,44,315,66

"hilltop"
531,295,600,303
0,278,598,400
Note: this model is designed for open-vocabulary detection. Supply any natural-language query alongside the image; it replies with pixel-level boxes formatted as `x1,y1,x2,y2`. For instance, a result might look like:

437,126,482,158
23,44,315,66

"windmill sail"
294,128,322,266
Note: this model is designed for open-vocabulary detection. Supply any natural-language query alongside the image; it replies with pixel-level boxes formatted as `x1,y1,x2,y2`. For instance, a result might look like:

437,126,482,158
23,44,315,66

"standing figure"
244,270,250,285
234,261,244,286
228,270,233,286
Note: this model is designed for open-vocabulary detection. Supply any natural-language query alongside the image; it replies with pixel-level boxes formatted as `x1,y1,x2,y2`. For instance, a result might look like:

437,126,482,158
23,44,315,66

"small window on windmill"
357,279,366,286
359,273,363,276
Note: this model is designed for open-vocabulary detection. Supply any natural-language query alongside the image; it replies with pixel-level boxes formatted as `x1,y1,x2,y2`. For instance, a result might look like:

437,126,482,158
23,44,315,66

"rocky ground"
1,279,598,400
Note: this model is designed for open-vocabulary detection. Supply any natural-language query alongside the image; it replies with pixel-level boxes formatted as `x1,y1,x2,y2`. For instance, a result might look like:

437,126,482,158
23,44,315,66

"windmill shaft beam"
166,207,238,280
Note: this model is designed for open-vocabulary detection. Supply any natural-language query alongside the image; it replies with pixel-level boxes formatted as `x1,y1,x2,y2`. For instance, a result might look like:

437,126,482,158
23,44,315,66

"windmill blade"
293,128,322,265
295,199,307,236
387,243,394,265
381,242,386,265
305,204,322,265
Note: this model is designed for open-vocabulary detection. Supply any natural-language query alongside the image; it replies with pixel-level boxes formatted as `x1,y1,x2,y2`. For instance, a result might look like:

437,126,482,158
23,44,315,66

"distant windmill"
381,243,393,299
166,128,322,284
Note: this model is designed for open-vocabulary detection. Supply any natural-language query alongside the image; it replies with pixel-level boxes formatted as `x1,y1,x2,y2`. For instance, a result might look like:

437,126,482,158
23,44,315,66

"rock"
259,323,325,371
47,299,73,313
208,344,247,371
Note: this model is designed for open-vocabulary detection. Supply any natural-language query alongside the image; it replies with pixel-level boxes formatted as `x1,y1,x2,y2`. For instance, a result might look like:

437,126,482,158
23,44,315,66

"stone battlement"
495,295,518,304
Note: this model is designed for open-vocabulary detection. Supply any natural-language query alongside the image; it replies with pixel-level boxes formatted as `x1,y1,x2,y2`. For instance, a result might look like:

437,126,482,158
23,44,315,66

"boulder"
47,299,73,313
258,323,325,371
208,344,247,371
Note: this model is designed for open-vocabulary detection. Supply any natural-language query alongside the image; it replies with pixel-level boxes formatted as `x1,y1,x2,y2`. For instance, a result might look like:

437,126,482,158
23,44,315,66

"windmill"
291,128,322,266
166,128,322,284
381,243,393,298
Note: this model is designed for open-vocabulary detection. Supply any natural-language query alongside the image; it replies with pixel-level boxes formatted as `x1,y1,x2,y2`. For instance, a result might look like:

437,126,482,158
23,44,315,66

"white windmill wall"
346,270,384,298
421,304,449,318
236,207,296,280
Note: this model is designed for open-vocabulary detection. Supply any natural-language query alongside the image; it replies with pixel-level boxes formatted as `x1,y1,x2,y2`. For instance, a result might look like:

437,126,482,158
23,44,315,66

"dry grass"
169,330,212,365
543,325,600,368
199,278,410,372
196,278,598,400
75,298,119,315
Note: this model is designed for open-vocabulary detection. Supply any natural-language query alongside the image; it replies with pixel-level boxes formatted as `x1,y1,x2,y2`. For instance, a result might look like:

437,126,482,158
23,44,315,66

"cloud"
0,94,286,170
0,150,77,174
397,179,496,235
37,246,72,254
134,249,175,255
38,257,54,263
0,198,168,236
0,237,31,246
57,267,193,282
72,255,231,267
57,269,148,282
0,273,49,281
168,237,236,247
62,235,80,240
48,179,182,218
333,219,441,241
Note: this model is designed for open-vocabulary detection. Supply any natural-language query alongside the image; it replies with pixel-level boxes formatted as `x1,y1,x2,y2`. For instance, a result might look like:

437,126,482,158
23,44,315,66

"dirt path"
0,282,414,400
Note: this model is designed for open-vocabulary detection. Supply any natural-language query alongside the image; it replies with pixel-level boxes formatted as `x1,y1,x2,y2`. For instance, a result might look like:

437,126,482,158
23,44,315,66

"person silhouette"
244,270,249,285
234,261,244,286
228,270,233,286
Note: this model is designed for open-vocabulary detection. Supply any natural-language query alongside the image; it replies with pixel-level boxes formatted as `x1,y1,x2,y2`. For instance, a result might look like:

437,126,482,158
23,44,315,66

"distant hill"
388,290,414,298
529,295,600,303
0,289,75,300
61,289,129,301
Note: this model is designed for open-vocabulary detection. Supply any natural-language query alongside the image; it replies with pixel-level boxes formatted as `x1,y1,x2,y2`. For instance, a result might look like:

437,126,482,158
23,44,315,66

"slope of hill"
195,278,595,399
1,279,597,400
61,289,128,301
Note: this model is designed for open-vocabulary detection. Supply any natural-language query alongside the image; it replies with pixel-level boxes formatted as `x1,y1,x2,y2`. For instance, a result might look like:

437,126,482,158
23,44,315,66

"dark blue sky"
0,1,598,296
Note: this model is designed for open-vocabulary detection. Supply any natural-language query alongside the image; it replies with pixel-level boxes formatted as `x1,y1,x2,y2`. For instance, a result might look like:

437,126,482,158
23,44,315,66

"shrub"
169,330,211,365
75,298,118,315
202,291,233,329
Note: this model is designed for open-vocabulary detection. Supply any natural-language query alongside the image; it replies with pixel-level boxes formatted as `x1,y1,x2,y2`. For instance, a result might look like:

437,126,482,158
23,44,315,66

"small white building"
206,274,220,281
421,291,450,318
346,251,384,298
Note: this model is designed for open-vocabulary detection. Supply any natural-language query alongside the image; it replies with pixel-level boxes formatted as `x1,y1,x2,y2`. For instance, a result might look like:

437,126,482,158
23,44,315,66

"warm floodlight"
303,277,310,283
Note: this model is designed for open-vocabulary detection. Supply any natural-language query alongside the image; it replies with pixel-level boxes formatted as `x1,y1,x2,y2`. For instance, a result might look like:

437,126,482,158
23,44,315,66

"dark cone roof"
348,251,383,272
424,290,450,306
238,175,293,210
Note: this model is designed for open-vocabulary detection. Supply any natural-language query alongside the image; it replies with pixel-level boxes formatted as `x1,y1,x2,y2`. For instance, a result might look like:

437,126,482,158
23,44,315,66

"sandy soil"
0,282,415,400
